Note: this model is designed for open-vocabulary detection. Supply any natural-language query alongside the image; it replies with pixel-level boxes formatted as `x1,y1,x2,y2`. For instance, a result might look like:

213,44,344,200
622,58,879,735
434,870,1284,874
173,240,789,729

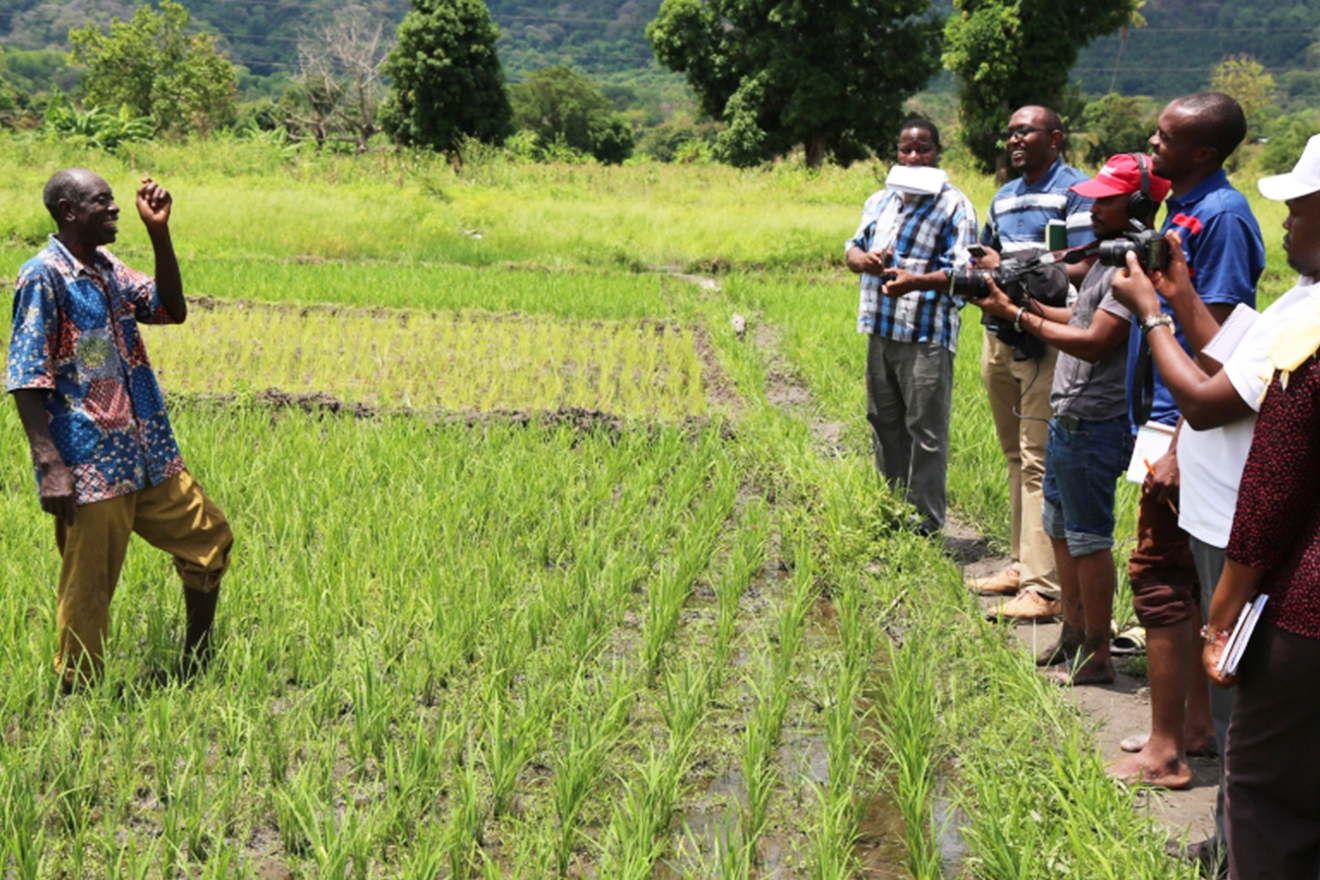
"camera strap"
1132,334,1156,426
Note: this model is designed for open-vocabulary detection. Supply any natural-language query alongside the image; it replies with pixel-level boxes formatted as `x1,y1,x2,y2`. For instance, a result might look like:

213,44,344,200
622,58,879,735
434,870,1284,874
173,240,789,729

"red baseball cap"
1070,154,1171,203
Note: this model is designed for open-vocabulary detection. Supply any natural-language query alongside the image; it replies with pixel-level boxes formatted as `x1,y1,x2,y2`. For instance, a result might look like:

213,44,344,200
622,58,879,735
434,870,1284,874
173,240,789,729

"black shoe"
1166,837,1227,879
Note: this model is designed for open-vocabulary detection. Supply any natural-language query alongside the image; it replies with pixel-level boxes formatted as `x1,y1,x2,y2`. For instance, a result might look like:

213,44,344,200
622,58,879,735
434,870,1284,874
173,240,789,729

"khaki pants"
981,333,1060,597
54,470,232,683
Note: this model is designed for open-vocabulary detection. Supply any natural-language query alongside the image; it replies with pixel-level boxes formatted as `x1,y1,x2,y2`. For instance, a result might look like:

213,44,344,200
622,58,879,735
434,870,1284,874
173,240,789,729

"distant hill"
0,0,663,79
1073,0,1320,102
0,0,1314,100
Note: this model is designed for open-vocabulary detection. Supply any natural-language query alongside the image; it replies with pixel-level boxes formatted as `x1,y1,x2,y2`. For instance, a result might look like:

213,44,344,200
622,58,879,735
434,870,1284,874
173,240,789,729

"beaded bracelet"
1199,625,1231,645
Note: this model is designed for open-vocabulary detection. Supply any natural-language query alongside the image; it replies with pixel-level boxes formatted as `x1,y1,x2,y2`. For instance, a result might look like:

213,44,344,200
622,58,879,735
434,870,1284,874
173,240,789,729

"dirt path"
961,544,1219,846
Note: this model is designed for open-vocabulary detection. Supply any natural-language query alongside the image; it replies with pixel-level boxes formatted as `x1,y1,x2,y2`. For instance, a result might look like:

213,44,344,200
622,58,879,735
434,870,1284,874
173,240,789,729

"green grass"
0,137,1280,877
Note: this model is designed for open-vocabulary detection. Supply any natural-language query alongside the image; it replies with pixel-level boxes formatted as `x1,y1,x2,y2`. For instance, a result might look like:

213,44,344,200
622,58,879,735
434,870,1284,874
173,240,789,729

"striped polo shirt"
981,158,1094,256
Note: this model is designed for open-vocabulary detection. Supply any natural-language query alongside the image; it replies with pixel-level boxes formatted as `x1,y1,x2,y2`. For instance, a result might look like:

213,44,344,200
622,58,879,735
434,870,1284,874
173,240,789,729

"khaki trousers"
980,333,1060,597
54,470,232,683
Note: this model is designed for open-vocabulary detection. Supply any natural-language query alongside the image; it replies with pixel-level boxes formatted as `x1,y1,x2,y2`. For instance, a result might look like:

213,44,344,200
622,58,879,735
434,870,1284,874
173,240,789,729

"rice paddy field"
0,137,1294,879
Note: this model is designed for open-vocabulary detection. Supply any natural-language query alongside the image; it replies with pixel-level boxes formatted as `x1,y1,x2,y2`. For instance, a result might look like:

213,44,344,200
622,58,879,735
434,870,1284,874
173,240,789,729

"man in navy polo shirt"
1110,92,1265,791
969,105,1093,621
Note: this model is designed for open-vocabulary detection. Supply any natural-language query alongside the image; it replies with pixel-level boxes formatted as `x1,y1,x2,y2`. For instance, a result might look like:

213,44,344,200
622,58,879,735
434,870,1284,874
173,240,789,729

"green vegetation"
0,140,1292,877
381,0,513,152
68,0,237,135
510,65,634,163
647,0,940,167
942,0,1142,172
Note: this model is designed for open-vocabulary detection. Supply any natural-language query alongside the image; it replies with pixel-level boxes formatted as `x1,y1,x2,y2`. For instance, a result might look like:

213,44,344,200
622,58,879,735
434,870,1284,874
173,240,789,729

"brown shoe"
987,587,1061,622
965,565,1021,595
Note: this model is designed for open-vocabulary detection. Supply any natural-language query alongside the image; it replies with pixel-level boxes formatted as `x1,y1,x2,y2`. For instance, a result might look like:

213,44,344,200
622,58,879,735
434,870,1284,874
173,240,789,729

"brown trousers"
1225,623,1320,880
55,470,232,683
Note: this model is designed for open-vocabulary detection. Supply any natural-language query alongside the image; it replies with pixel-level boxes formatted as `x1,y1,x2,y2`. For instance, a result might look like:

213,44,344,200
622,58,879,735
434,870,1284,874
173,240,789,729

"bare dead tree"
291,8,388,152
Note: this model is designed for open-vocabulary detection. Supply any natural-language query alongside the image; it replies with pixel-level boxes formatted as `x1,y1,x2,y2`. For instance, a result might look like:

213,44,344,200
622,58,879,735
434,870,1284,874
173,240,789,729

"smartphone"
967,244,987,259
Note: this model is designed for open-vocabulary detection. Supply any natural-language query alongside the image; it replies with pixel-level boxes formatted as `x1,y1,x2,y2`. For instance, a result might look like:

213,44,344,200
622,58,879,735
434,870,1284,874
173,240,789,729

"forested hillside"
0,0,1316,100
0,0,661,78
1074,0,1320,103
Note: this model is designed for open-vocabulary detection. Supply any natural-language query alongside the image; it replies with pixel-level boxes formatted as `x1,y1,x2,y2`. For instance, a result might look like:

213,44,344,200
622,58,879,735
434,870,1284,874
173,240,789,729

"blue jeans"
1041,415,1132,558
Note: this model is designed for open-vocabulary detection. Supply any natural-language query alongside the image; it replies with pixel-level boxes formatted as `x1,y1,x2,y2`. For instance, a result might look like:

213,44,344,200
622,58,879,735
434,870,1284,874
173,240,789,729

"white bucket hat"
1258,133,1320,202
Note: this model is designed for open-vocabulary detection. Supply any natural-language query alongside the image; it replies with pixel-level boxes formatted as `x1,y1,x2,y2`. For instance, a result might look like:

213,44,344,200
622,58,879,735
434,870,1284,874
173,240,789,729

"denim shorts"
1041,415,1133,557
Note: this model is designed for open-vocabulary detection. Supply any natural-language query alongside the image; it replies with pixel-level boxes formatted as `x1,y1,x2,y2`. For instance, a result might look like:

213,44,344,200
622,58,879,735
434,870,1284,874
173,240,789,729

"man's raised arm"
137,177,184,323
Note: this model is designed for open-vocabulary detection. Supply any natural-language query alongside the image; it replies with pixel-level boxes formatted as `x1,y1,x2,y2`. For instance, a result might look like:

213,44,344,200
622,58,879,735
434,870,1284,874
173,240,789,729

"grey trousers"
865,334,954,532
1191,536,1234,849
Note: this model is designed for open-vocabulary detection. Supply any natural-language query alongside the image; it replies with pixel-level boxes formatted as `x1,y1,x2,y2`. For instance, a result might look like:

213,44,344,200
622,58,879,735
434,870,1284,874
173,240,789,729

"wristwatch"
1140,314,1174,335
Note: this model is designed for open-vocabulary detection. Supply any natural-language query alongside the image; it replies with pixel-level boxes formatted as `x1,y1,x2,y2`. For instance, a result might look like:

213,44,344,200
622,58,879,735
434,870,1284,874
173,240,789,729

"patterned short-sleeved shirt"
7,235,184,506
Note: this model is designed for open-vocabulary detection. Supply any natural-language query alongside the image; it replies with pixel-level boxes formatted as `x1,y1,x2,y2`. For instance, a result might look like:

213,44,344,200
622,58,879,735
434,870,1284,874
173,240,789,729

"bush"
1259,110,1319,174
635,121,720,163
1079,94,1153,167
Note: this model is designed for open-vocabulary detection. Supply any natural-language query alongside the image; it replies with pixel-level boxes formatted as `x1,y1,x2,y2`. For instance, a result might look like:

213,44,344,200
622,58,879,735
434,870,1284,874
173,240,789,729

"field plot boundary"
142,297,732,422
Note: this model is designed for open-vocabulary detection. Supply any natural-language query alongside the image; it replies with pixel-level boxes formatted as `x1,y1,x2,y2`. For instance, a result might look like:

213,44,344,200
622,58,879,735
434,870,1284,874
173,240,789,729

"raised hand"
136,177,172,233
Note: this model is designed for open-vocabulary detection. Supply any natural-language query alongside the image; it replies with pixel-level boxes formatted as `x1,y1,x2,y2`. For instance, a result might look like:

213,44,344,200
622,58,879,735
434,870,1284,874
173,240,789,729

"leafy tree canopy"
511,65,634,163
1209,54,1276,139
943,0,1140,173
381,0,512,151
647,0,942,167
68,0,237,134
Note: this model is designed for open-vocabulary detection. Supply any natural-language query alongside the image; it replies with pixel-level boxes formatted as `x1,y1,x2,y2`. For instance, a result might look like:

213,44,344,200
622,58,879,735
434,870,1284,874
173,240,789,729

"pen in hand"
1144,457,1179,517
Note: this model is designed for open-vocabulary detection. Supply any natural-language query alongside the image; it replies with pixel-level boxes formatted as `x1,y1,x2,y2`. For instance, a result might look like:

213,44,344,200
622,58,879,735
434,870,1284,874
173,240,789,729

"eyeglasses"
1000,125,1047,140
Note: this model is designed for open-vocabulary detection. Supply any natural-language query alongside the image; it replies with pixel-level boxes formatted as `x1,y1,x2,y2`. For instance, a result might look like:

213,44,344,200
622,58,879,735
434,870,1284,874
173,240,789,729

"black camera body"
952,250,1070,359
950,257,1036,304
1096,224,1169,272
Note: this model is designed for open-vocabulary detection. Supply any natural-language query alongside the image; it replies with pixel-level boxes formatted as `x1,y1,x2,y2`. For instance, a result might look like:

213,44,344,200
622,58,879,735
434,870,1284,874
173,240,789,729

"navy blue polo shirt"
1124,169,1266,429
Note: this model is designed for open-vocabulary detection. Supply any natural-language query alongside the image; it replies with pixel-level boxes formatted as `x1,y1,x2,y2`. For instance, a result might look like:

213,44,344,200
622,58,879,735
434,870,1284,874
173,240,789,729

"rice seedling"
0,138,1262,879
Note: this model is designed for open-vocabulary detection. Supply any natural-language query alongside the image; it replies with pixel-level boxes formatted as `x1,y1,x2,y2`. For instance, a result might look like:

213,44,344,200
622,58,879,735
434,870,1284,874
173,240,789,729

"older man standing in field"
7,168,232,687
970,105,1094,621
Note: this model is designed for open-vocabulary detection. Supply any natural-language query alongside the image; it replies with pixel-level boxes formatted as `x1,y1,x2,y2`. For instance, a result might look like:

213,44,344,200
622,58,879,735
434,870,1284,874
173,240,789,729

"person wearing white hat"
1111,132,1320,875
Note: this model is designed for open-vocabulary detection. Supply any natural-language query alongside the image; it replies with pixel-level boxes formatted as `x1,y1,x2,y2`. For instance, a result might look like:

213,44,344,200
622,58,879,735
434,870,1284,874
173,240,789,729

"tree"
68,1,238,135
647,0,941,168
510,66,635,163
1209,54,1277,140
291,8,389,153
1079,93,1151,165
381,0,512,152
943,0,1142,174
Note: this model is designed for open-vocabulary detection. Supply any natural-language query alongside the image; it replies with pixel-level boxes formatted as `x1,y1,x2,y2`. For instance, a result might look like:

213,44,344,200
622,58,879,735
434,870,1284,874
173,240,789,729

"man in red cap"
971,153,1170,685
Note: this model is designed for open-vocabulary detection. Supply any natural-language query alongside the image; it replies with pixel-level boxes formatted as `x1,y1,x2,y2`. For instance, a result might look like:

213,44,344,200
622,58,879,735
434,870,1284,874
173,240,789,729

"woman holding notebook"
1202,148,1320,880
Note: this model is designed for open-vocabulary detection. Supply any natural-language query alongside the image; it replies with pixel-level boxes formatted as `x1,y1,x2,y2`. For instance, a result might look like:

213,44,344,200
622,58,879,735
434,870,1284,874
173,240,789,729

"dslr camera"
1096,221,1169,272
950,249,1070,359
949,256,1039,304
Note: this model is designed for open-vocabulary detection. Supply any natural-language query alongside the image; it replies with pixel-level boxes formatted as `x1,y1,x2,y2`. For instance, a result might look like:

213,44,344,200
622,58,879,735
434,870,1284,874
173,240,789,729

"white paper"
1125,421,1178,484
1202,303,1260,365
885,165,948,196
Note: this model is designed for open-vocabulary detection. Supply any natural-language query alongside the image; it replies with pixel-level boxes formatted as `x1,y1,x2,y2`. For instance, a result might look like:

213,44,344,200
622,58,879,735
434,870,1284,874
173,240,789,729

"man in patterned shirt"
7,168,232,687
845,120,978,535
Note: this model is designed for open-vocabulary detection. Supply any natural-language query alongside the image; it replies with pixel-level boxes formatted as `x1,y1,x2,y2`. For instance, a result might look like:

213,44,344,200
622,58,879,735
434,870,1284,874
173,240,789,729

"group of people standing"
847,93,1320,879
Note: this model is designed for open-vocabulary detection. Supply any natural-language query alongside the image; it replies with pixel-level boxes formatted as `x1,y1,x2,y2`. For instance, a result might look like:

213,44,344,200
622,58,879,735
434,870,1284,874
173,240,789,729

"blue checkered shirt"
846,183,978,353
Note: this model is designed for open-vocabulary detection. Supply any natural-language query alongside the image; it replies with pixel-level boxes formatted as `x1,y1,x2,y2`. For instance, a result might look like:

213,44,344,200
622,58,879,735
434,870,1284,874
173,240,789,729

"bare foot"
1041,658,1115,685
1107,751,1193,789
1120,731,1218,756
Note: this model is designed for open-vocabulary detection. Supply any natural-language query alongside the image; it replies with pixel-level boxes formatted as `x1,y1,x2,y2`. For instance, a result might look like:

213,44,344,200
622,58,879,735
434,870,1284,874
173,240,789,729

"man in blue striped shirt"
846,120,978,535
969,105,1093,620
